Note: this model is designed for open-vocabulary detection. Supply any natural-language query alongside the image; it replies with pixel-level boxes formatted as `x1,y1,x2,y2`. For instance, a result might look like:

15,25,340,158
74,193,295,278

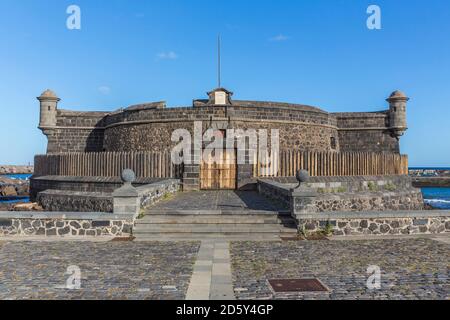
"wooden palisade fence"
34,151,408,179
255,151,408,177
34,152,183,179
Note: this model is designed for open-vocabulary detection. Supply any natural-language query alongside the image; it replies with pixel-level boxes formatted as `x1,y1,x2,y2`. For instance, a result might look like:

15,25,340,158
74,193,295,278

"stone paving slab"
230,238,450,300
0,241,200,300
187,240,235,301
146,191,286,213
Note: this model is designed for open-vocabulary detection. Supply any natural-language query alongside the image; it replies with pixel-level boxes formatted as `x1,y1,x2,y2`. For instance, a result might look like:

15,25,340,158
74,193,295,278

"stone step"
144,209,291,216
134,224,297,234
136,215,292,225
134,234,284,241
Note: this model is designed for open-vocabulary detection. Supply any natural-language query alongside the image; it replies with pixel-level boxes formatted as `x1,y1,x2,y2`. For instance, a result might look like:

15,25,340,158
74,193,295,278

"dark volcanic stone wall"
45,128,105,153
104,122,195,152
102,104,339,152
335,112,399,153
44,110,108,153
42,102,399,155
231,121,338,152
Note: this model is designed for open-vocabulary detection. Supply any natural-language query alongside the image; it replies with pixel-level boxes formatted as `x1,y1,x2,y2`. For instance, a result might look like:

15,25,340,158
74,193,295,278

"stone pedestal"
291,191,319,218
112,170,140,218
112,183,140,218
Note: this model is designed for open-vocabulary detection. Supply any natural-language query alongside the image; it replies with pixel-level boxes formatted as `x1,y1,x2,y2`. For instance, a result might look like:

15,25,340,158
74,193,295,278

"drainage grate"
268,279,329,293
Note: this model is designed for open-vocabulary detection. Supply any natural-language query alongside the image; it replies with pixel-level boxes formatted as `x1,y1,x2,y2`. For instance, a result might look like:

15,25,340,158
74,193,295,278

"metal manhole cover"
268,279,329,293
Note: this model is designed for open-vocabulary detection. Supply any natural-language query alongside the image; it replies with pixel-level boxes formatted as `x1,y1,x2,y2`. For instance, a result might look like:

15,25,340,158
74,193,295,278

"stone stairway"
134,210,298,241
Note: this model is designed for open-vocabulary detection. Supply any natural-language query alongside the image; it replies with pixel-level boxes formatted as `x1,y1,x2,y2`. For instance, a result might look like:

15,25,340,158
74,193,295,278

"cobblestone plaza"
0,237,448,300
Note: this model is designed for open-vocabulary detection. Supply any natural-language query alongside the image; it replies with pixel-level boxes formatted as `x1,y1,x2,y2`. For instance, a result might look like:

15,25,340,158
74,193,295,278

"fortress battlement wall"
36,88,408,155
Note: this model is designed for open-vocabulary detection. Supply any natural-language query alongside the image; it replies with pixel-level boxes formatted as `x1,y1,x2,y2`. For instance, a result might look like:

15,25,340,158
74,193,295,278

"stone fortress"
37,87,408,155
10,86,446,239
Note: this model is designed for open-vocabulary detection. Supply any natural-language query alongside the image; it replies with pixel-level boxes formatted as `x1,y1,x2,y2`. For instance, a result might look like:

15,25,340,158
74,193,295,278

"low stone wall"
297,211,450,236
258,176,424,216
137,179,180,209
30,175,165,201
3,178,181,238
37,190,113,213
257,179,291,209
293,190,424,214
35,179,181,213
266,175,415,193
0,212,134,237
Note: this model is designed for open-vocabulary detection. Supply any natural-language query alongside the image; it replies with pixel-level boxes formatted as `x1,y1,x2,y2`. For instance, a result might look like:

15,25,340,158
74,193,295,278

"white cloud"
269,34,290,42
98,86,111,95
156,51,179,60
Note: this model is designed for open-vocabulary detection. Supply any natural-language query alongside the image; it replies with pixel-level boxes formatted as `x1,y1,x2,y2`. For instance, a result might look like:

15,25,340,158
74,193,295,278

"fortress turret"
37,89,60,129
387,90,409,139
207,88,233,105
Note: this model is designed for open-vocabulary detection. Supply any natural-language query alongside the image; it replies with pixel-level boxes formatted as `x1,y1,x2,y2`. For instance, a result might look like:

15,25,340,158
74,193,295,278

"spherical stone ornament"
121,169,136,183
296,170,310,183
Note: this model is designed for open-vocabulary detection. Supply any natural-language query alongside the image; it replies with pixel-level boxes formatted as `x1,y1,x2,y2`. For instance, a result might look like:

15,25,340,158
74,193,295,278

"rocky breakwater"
0,176,29,198
0,165,33,174
410,168,450,187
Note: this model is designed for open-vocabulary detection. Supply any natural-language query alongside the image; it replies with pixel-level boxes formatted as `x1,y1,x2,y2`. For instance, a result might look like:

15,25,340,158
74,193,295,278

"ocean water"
1,173,32,180
421,187,450,210
0,173,32,204
0,197,29,204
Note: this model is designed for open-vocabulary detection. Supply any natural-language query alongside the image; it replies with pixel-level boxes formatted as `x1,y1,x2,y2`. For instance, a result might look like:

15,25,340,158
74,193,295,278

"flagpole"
218,35,221,88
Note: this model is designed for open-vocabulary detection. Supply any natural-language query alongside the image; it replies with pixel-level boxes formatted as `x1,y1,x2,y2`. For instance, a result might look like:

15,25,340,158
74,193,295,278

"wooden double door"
200,149,237,190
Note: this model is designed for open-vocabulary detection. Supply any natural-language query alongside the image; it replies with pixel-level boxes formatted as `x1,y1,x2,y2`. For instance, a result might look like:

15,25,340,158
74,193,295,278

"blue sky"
0,0,449,166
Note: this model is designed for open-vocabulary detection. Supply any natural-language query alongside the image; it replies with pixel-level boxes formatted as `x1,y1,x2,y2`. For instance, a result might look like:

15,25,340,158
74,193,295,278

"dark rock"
36,228,46,235
0,186,17,197
32,220,42,228
360,220,368,229
350,221,360,228
401,228,410,235
0,219,12,227
122,224,133,235
380,224,391,234
21,220,32,229
338,222,347,229
46,228,57,236
344,227,353,235
92,221,110,228
113,221,123,227
58,227,71,235
15,184,29,196
70,221,81,229
369,223,378,232
390,221,400,229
